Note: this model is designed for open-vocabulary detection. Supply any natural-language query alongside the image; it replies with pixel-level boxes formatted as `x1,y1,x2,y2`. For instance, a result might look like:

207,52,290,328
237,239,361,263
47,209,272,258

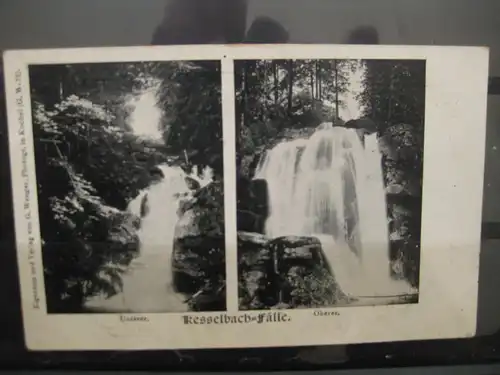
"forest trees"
358,59,426,134
29,60,225,312
235,58,425,166
235,58,426,290
235,59,357,175
32,97,143,312
359,59,426,287
29,62,182,312
156,61,223,177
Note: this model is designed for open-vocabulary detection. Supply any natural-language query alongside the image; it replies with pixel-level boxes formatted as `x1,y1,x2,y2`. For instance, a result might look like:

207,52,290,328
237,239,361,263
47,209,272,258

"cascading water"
119,165,191,313
254,125,414,301
86,164,213,312
254,138,308,237
85,81,219,312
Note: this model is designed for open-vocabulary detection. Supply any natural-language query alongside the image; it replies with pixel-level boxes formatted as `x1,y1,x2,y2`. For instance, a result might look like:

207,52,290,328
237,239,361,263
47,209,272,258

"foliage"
172,181,226,311
157,61,223,176
34,142,138,312
33,97,167,209
235,58,426,296
42,162,140,312
382,123,424,195
32,96,161,312
358,60,426,287
29,59,227,312
235,59,359,169
30,62,160,109
358,59,426,134
286,265,343,308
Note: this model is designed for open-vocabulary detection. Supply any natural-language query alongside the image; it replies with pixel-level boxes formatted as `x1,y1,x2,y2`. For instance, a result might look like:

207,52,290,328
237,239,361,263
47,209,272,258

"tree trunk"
310,61,315,100
318,61,322,101
273,61,279,105
242,62,248,128
387,62,396,125
287,59,294,115
334,60,339,120
315,60,319,100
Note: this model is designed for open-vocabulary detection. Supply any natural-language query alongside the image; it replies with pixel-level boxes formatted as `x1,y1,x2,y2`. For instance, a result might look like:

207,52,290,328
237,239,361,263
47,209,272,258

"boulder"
268,236,327,269
285,264,345,308
383,123,423,161
184,175,201,190
344,117,378,133
237,231,276,310
237,176,269,233
139,193,149,218
171,235,225,293
238,233,348,309
174,181,225,238
107,209,141,264
171,180,225,311
267,236,344,306
247,149,266,177
238,231,270,267
380,123,423,288
274,127,316,145
381,123,423,198
389,239,420,288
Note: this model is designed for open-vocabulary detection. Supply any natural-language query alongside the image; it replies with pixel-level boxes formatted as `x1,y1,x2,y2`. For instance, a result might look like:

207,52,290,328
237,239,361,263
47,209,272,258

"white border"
3,44,489,351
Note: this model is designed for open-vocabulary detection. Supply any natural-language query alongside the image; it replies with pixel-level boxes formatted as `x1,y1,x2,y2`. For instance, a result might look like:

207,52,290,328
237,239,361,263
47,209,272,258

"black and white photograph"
28,59,226,314
235,58,425,310
4,45,487,350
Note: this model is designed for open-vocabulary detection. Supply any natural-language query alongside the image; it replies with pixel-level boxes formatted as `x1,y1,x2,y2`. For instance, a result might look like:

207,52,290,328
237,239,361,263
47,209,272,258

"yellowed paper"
3,44,488,350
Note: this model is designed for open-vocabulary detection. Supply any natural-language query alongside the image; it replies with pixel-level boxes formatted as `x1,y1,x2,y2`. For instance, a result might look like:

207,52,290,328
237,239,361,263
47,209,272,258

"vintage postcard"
3,44,488,350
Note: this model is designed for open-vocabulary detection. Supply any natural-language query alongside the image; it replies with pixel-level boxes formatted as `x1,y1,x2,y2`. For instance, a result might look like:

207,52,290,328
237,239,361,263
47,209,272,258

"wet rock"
382,124,423,196
174,181,225,238
184,175,201,190
378,134,397,160
389,239,420,287
237,176,269,233
386,183,405,195
268,236,327,268
285,264,344,308
247,151,264,177
275,127,316,145
139,193,149,218
238,231,270,266
383,123,423,161
172,235,225,286
380,123,423,289
175,191,192,217
171,180,225,311
238,233,348,309
266,236,344,306
149,166,165,180
344,117,377,133
238,210,265,234
237,231,276,310
107,210,141,262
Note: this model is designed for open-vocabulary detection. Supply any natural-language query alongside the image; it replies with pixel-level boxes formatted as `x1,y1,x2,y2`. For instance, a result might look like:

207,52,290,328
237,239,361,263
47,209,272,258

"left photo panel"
28,60,226,314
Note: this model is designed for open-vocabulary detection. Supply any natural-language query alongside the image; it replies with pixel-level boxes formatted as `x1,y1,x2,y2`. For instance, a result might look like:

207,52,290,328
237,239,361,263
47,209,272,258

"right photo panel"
235,58,425,310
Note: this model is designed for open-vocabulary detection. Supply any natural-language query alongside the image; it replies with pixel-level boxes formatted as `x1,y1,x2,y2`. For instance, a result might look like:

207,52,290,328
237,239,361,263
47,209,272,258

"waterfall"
85,80,219,312
128,165,190,259
254,138,308,237
120,164,213,312
254,125,414,300
86,164,213,313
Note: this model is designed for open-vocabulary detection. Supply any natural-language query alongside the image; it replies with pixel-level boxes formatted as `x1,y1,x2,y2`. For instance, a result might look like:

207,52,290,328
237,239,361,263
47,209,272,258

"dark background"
0,0,500,370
